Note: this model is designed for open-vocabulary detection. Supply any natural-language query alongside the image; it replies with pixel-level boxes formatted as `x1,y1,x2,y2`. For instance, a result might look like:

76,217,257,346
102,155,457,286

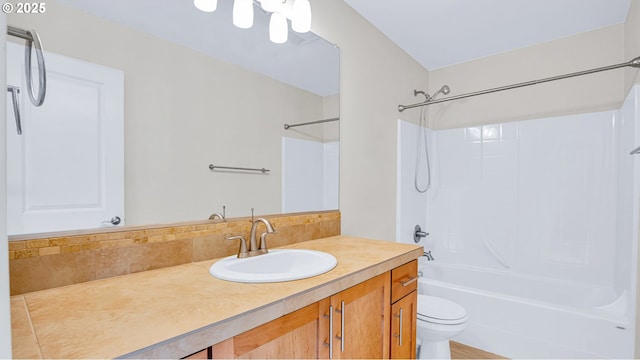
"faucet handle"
258,230,278,254
226,235,248,258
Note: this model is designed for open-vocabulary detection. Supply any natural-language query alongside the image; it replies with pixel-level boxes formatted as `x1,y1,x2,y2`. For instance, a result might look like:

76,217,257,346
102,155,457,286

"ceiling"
52,0,633,94
54,0,339,96
344,0,633,70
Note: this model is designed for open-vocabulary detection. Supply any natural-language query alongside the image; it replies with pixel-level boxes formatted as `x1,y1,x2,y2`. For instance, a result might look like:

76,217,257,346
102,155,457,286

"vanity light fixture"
269,12,288,43
194,0,217,12
291,0,311,33
193,0,312,44
233,0,254,29
259,0,281,12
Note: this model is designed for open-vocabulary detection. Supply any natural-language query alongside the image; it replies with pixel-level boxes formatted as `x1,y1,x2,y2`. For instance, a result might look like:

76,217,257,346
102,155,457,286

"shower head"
400,84,452,111
429,85,451,101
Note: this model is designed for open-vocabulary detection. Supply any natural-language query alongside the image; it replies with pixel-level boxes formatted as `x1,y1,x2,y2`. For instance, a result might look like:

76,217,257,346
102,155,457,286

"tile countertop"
11,236,423,359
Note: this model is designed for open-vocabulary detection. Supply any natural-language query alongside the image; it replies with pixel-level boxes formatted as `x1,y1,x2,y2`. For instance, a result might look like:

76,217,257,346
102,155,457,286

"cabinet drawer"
391,260,418,303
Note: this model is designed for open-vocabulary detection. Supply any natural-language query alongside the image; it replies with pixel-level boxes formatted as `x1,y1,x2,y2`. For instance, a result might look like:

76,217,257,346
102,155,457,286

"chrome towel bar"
208,164,270,174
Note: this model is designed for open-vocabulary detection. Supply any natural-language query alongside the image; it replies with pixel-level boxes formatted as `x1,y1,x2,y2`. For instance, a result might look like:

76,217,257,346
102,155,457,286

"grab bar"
208,164,270,174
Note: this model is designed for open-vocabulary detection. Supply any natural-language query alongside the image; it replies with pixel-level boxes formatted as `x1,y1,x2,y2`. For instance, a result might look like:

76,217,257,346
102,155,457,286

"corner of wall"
0,12,13,359
625,0,640,95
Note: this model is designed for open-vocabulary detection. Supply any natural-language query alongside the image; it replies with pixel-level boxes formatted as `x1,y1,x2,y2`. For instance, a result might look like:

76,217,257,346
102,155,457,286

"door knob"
103,216,121,225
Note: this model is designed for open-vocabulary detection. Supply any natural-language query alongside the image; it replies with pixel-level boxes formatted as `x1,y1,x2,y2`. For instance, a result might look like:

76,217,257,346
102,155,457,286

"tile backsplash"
9,211,340,295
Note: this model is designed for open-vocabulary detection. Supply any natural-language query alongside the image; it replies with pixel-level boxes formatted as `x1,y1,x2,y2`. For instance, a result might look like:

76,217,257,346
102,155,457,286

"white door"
6,42,124,235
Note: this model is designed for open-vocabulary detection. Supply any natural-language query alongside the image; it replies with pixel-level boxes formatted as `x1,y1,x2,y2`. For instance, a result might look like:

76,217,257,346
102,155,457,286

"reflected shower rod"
398,56,640,112
284,117,339,130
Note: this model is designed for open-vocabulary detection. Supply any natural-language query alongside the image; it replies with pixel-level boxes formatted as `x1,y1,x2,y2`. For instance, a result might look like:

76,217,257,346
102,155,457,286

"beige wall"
427,24,625,129
312,0,429,241
626,2,640,358
8,2,327,224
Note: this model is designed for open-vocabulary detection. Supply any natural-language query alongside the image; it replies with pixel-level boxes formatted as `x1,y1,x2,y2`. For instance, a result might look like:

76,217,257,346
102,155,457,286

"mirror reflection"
6,0,339,235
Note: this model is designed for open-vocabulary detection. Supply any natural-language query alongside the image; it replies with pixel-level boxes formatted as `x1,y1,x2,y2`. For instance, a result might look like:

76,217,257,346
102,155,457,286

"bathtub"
419,262,634,359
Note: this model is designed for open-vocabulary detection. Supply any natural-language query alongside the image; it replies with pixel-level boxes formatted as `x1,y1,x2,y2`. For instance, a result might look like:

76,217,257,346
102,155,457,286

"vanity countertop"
11,235,422,359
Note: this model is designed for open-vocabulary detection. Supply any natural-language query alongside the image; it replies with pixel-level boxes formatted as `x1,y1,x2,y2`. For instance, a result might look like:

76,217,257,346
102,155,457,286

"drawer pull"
400,277,418,287
393,308,404,346
325,305,334,359
334,301,345,352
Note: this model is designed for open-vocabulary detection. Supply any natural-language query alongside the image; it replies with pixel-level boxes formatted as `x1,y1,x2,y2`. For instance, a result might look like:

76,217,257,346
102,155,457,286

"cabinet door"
330,272,391,359
391,291,417,359
212,300,326,359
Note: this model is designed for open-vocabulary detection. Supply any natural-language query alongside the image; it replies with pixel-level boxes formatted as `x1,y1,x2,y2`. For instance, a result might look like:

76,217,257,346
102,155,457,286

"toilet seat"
417,295,468,325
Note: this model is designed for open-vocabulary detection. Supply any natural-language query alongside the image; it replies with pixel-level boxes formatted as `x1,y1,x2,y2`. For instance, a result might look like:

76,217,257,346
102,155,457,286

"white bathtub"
419,262,634,359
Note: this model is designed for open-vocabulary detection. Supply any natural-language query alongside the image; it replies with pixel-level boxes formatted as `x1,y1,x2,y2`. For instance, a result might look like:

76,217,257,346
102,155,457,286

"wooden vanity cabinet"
390,260,418,359
211,273,390,359
208,261,417,359
212,300,329,358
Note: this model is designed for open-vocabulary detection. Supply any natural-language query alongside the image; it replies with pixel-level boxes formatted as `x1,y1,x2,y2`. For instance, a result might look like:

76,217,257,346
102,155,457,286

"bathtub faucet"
424,251,434,261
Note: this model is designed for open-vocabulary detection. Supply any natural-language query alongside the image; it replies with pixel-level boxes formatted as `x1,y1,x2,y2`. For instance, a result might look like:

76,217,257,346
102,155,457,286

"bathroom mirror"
6,0,339,235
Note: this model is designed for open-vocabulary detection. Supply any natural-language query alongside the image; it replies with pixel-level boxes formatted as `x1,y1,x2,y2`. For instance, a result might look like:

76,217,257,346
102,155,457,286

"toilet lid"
417,295,467,324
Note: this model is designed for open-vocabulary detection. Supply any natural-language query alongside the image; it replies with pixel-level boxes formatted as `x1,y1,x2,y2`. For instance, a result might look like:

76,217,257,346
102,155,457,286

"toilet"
416,295,468,359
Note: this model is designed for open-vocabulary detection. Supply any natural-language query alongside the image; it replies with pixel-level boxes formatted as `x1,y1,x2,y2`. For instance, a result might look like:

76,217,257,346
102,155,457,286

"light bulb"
260,0,281,12
292,0,311,33
194,0,217,12
233,0,254,29
269,12,288,44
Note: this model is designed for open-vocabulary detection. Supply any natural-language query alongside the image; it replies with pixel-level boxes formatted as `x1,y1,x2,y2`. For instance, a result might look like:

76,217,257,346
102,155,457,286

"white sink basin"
209,249,337,283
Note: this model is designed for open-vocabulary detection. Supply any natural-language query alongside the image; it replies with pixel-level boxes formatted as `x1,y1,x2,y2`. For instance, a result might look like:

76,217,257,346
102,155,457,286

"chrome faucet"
249,218,277,256
424,251,434,261
208,205,226,220
208,212,224,220
225,218,277,258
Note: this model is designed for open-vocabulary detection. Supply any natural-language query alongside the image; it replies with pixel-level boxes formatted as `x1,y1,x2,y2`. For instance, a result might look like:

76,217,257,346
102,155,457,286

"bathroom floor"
451,341,507,359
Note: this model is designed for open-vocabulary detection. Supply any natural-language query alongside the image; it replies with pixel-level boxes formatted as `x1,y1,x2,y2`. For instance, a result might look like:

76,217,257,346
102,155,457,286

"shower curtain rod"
398,56,640,112
284,117,339,130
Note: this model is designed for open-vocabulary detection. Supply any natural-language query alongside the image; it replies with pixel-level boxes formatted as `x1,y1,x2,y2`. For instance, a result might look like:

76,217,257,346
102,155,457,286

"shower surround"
396,86,640,358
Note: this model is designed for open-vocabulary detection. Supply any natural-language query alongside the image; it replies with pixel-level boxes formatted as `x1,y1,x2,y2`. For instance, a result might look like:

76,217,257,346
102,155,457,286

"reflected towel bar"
284,117,339,130
208,164,270,174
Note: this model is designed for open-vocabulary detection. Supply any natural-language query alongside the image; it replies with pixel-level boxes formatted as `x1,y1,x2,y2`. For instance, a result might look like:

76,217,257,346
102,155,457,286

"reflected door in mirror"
6,43,125,235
